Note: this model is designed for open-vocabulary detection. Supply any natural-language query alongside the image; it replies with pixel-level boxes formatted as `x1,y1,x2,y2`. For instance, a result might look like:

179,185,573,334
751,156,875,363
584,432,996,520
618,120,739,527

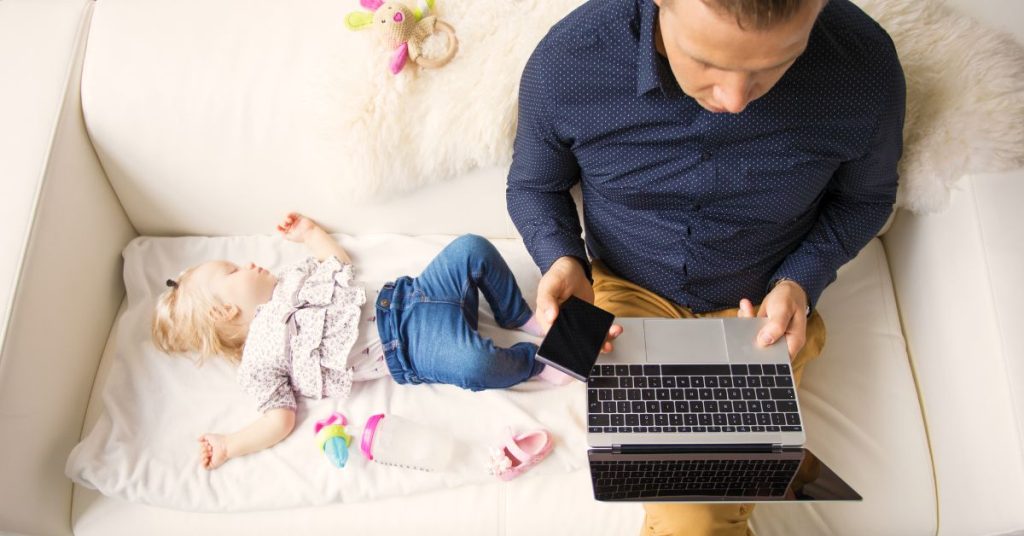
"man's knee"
641,503,753,536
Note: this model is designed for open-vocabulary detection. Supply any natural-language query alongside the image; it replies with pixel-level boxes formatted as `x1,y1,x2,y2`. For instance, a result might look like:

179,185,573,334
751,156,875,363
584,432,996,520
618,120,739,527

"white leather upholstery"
80,0,517,238
0,1,138,534
2,0,1023,534
884,173,1024,535
0,0,94,346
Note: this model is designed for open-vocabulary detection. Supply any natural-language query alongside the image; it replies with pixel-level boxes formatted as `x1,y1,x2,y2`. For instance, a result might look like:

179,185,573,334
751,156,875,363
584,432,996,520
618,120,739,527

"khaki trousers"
591,261,827,536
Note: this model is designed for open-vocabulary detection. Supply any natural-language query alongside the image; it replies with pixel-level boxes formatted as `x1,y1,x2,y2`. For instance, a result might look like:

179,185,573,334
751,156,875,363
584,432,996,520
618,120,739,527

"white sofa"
1,0,1022,534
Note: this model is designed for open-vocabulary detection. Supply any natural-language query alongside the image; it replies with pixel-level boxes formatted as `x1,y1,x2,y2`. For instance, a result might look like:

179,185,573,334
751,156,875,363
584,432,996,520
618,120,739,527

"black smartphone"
536,296,616,381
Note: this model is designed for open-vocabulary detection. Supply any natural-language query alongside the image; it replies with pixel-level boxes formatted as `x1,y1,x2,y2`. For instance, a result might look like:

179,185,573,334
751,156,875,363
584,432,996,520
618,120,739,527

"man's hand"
741,280,809,360
536,256,622,353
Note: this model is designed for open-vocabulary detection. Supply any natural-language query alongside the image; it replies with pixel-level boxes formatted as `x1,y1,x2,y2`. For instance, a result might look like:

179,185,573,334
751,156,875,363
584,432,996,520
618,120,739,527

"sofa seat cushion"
70,235,933,534
750,239,936,535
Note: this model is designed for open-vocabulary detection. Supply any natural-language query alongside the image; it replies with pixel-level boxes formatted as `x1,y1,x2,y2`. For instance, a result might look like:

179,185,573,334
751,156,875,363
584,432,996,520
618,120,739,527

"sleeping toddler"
152,213,571,470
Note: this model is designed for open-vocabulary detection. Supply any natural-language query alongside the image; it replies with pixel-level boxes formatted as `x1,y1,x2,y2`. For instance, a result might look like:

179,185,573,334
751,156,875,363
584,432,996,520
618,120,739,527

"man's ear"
213,304,241,323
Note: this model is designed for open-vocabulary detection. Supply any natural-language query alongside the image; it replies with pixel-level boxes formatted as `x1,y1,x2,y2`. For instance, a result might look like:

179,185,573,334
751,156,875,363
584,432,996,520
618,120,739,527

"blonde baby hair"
152,266,248,365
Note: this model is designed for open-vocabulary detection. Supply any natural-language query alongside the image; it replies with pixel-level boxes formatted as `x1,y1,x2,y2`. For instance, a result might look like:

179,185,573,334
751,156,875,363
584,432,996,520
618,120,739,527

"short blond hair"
152,266,247,365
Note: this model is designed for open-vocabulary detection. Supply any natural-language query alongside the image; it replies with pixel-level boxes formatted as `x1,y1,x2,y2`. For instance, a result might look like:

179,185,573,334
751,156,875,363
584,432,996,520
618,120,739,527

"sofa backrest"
80,0,555,238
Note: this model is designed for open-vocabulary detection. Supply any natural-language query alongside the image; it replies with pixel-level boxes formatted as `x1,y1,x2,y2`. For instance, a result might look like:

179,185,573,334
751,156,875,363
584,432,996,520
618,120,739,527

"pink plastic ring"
361,414,385,461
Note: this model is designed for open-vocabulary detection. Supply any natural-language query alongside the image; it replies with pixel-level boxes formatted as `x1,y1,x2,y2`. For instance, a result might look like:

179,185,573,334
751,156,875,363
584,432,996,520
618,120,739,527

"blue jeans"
375,234,543,391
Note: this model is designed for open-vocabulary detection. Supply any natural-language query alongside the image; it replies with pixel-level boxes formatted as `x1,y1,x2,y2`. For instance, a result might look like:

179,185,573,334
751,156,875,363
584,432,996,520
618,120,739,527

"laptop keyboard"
587,364,802,434
590,458,799,500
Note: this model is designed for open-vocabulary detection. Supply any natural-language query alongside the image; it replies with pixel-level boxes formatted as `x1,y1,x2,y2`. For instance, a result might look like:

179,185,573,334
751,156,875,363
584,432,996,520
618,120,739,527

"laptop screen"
589,449,861,502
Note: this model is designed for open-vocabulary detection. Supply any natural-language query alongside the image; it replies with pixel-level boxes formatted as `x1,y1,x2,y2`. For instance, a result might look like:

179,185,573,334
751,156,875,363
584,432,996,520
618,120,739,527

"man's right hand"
536,256,622,353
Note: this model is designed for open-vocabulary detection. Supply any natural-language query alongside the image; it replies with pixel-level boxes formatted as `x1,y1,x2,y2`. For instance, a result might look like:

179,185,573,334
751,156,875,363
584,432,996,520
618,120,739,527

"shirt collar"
636,0,680,97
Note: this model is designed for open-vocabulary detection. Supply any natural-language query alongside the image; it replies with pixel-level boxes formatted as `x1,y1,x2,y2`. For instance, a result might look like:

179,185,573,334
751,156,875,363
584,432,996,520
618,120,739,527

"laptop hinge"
612,443,778,454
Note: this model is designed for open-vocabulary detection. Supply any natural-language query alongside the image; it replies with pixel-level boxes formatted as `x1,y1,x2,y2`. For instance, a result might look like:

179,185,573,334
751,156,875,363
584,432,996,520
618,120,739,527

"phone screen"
536,296,615,380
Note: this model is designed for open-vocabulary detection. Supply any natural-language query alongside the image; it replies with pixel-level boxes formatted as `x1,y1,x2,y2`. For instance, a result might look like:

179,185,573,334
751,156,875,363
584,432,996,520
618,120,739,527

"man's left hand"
738,280,809,360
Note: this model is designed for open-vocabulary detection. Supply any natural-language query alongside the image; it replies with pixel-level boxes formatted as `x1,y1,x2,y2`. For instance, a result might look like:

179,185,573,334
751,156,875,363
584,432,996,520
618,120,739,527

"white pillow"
66,233,586,511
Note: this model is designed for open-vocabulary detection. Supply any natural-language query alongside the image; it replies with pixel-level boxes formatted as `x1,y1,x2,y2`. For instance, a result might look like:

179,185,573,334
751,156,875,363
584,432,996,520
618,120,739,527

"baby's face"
190,260,278,320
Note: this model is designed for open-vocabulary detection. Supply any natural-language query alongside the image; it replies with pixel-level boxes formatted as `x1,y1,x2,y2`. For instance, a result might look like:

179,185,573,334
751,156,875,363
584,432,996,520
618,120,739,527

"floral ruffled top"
238,256,388,413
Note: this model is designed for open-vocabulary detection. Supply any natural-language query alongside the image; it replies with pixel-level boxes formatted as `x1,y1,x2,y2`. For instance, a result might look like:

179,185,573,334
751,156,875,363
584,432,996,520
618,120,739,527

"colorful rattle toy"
345,0,459,75
314,412,352,469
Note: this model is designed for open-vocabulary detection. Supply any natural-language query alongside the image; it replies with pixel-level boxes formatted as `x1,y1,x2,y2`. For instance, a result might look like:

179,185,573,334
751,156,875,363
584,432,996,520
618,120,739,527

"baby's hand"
198,434,229,470
277,212,320,243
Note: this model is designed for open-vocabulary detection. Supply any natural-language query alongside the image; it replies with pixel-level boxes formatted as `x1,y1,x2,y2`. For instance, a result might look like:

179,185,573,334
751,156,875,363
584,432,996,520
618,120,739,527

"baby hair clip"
166,279,178,288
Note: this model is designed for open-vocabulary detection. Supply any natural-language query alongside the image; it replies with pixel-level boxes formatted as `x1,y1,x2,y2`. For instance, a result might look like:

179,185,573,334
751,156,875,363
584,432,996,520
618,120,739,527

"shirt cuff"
768,258,835,313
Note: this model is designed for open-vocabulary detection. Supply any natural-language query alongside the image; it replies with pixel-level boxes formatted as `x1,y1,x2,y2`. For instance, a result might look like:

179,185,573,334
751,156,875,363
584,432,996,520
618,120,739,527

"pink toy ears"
360,0,384,10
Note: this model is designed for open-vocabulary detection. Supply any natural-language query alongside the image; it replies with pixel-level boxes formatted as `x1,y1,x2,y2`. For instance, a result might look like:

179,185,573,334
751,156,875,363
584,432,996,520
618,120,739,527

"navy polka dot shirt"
507,0,904,313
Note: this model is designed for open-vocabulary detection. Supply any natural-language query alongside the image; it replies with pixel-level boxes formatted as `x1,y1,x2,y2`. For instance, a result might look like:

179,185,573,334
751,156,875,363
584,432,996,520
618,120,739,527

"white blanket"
66,234,588,512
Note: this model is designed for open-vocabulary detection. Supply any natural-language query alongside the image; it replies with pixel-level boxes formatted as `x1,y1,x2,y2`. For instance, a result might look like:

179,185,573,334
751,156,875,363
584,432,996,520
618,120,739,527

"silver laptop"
585,318,860,502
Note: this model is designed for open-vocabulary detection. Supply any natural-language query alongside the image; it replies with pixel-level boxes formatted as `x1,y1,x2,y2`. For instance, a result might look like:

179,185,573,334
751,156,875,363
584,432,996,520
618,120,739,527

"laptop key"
629,365,643,375
670,389,685,400
693,426,707,432
734,401,747,412
643,365,661,375
723,426,736,432
734,376,747,387
762,376,776,387
631,401,645,413
776,376,794,387
646,402,659,413
776,364,791,375
660,401,674,413
628,389,641,400
617,401,631,413
756,388,771,400
691,377,705,388
786,413,802,425
626,415,640,426
705,376,719,388
747,376,762,387
655,414,668,426
589,427,601,433
685,415,698,426
762,364,777,375
767,426,780,432
635,377,648,388
707,426,722,432
615,365,629,376
742,388,756,399
728,414,742,425
648,426,662,433
781,426,802,432
649,377,662,388
589,400,601,413
748,364,763,375
663,377,676,388
599,389,612,400
737,426,751,432
699,414,713,426
603,402,616,413
589,415,610,426
719,376,732,387
730,364,748,375
748,401,762,412
727,388,741,400
720,401,733,413
590,377,617,388
763,401,777,412
634,427,648,433
689,401,704,412
613,389,627,401
664,426,677,433
675,401,688,412
588,389,598,403
619,377,633,388
713,389,727,400
601,365,615,376
771,413,785,425
699,389,713,400
771,388,796,400
777,400,798,412
685,389,699,399
757,413,771,425
713,414,727,426
641,415,654,426
670,414,683,425
677,377,690,388
742,414,756,425
642,389,656,400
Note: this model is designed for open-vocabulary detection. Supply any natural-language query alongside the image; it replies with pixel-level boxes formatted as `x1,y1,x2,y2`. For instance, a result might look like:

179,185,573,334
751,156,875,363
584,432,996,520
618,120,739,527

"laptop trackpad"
643,319,729,363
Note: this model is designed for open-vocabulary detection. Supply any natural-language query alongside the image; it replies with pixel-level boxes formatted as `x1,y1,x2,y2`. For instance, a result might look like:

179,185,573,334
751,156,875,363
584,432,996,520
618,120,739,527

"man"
507,0,904,534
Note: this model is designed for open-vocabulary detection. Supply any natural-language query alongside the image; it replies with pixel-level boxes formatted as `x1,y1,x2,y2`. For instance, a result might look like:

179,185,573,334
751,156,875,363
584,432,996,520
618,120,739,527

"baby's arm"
277,212,352,264
198,408,296,470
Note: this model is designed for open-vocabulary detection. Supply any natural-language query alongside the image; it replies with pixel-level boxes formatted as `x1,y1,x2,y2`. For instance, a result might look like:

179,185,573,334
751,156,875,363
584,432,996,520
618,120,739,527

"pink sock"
518,315,545,337
537,364,575,386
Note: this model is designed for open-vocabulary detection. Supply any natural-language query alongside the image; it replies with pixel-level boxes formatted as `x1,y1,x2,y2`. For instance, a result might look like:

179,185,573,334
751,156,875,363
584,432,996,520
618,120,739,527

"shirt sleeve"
238,320,297,414
506,45,590,278
770,50,906,310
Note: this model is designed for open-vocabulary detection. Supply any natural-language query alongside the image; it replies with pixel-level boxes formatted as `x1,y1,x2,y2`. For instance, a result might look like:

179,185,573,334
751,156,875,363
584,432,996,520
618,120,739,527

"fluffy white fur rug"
336,0,1024,214
858,0,1024,212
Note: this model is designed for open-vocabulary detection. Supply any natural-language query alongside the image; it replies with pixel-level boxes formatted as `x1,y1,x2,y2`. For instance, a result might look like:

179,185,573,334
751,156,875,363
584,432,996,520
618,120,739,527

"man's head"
653,0,826,113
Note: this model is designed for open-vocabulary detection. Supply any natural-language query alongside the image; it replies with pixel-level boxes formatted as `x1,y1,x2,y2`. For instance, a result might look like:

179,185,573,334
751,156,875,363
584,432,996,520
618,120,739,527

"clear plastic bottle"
359,413,458,472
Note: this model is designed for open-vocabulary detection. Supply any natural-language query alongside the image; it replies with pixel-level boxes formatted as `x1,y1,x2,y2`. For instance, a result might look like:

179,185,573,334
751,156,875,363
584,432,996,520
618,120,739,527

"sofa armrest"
881,171,1024,535
0,1,137,534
